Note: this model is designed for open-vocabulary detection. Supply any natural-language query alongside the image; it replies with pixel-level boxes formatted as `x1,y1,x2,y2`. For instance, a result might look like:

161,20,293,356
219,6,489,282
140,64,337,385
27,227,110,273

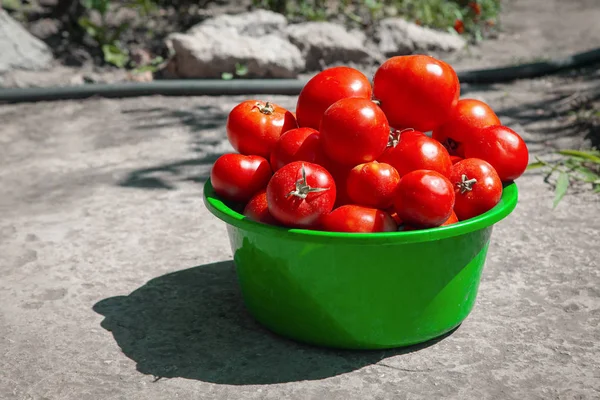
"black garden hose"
1,47,599,104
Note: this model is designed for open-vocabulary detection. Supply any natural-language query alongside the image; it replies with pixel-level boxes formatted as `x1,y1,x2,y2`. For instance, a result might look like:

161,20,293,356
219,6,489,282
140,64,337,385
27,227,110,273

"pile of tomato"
210,55,529,233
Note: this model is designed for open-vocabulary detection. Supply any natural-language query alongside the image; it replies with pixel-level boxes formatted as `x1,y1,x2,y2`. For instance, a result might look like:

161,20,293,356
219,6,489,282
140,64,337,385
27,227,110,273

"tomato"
296,66,372,130
266,161,336,228
454,19,465,34
378,130,452,177
269,127,326,171
450,155,464,165
346,161,400,209
325,161,354,207
323,205,397,233
243,190,278,225
226,100,297,158
432,99,500,157
449,158,502,220
373,55,460,132
393,170,455,228
319,98,390,166
211,154,272,203
442,210,459,226
464,125,529,182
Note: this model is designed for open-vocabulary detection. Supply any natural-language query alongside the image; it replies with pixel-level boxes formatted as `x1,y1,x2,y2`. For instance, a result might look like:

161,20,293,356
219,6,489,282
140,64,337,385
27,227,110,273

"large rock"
193,9,287,37
168,26,304,79
0,10,53,74
376,18,466,56
285,22,372,70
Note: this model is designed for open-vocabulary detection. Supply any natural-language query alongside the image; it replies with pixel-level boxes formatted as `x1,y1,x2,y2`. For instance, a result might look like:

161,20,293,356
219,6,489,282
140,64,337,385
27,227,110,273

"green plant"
527,149,600,208
77,0,158,67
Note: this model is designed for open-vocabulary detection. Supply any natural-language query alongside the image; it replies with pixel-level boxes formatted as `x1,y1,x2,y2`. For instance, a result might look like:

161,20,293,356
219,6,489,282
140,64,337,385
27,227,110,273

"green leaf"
235,63,248,77
557,149,600,164
527,161,545,170
553,171,569,208
221,72,234,80
574,166,600,183
102,44,129,68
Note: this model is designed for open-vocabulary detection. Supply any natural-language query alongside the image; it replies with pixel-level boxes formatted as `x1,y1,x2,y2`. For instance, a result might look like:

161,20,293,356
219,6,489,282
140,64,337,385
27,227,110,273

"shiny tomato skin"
346,161,400,209
226,100,297,158
450,155,464,165
322,205,397,233
211,154,272,203
378,130,452,177
269,127,326,171
432,99,501,157
319,98,390,166
464,125,529,182
450,158,503,221
373,55,460,132
266,161,336,228
393,169,455,228
296,66,373,130
243,190,278,225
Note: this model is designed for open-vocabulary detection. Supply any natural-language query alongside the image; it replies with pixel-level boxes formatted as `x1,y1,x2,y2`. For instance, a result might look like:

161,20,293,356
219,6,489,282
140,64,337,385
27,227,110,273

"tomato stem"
457,174,477,194
387,127,414,148
255,101,275,115
287,164,330,199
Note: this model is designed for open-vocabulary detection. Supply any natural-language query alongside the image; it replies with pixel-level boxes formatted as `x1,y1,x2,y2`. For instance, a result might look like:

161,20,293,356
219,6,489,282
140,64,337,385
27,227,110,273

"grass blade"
553,171,569,208
527,161,545,170
557,149,600,164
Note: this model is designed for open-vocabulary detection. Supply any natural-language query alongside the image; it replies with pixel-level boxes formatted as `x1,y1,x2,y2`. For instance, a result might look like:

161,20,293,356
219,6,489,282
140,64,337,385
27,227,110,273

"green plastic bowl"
203,180,518,350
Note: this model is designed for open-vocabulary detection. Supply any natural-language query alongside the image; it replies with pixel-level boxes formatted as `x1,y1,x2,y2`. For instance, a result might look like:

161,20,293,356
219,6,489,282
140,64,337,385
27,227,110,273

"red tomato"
243,190,278,225
266,161,336,228
469,2,482,15
464,125,529,182
450,155,464,165
323,205,397,233
269,127,325,171
211,154,272,203
373,55,460,132
326,161,354,208
378,130,452,177
432,99,500,157
442,210,459,226
319,98,390,166
296,66,372,130
450,158,503,220
393,170,455,228
226,100,297,158
346,161,400,209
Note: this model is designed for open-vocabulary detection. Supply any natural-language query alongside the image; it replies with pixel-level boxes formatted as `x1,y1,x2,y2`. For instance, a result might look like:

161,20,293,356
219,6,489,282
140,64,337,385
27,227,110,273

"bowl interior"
203,180,518,245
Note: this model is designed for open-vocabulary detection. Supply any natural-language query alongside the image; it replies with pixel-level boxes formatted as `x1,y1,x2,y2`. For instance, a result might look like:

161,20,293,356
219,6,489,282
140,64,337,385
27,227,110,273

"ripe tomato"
325,161,354,207
346,161,400,209
450,155,464,165
450,158,503,220
296,66,372,130
373,55,460,132
243,190,278,225
226,100,297,158
393,170,455,228
378,130,452,177
211,154,272,203
464,125,529,182
269,127,326,171
323,205,397,233
442,210,459,226
266,161,336,228
319,98,390,166
432,99,500,157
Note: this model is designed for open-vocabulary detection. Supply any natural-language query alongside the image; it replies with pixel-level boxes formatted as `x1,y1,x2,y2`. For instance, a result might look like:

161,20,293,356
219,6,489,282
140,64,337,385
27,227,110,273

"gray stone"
193,9,288,37
376,18,466,56
285,22,372,70
0,9,53,73
168,26,304,79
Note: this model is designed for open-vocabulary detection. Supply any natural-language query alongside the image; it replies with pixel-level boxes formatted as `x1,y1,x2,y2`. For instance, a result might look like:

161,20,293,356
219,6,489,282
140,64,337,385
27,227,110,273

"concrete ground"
1,71,600,399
